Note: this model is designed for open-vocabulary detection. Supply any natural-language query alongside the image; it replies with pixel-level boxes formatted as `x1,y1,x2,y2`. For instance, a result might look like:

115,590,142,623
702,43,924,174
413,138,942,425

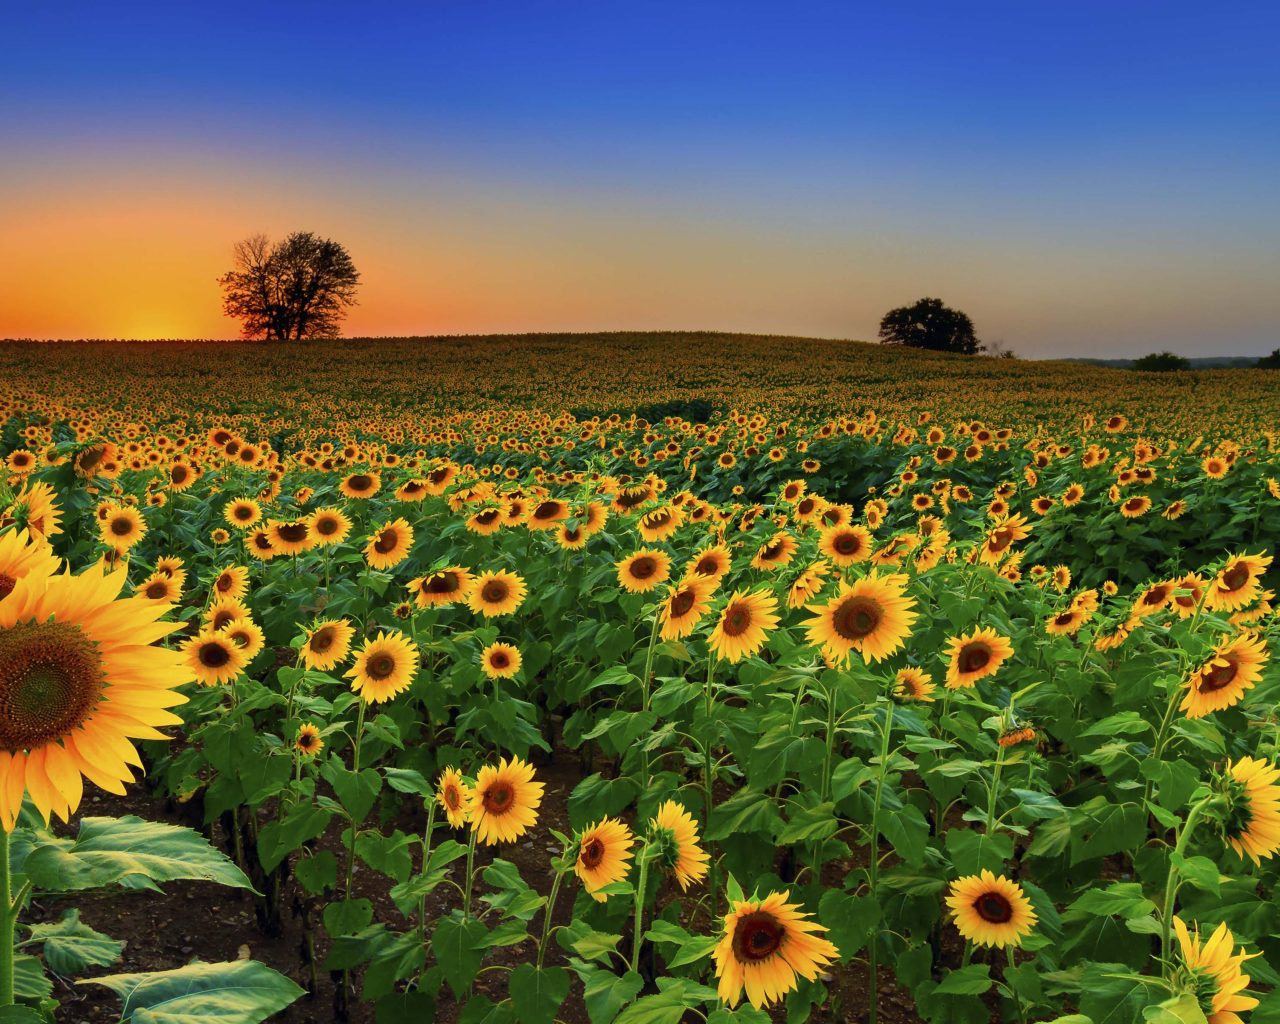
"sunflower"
818,524,873,567
365,517,414,570
1222,756,1280,865
787,560,832,609
1206,553,1272,612
1045,607,1086,636
211,565,250,601
137,571,182,603
805,574,917,664
302,618,355,671
574,817,635,902
750,532,797,571
659,576,714,640
204,596,252,633
0,552,191,827
395,479,429,502
267,518,313,556
1172,574,1207,618
978,514,1031,565
346,630,419,703
183,630,248,686
221,617,265,660
944,627,1015,689
245,528,276,560
437,766,471,828
687,544,732,583
468,756,543,845
616,549,672,594
465,507,504,536
1119,495,1151,518
1181,632,1269,719
1132,579,1176,618
526,498,569,531
339,472,381,499
5,481,63,541
1172,918,1259,1024
946,870,1037,948
0,529,60,600
410,566,475,608
708,589,780,663
713,890,839,1009
308,506,352,547
480,642,522,680
294,723,324,757
467,570,527,617
650,799,710,890
895,667,936,702
99,505,147,553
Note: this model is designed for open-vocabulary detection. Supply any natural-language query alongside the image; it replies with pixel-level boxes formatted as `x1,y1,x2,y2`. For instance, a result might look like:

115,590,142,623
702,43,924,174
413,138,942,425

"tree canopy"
219,232,360,340
878,297,982,355
1133,351,1191,372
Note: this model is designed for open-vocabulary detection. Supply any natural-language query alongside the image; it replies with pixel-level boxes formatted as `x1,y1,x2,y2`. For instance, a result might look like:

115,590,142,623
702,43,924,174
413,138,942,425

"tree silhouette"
1257,348,1280,369
219,232,360,340
878,298,981,355
1133,351,1190,372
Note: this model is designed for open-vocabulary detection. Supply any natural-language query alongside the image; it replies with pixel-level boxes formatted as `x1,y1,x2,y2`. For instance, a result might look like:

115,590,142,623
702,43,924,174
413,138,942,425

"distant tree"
1133,351,1191,372
1257,348,1280,369
985,338,1019,360
878,297,982,355
219,232,360,340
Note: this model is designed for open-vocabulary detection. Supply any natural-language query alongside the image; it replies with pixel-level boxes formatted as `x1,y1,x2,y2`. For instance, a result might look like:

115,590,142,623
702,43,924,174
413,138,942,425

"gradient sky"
2,2,1278,356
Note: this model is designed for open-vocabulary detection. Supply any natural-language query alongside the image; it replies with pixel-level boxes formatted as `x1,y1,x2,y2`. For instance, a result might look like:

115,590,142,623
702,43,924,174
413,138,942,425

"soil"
29,748,980,1024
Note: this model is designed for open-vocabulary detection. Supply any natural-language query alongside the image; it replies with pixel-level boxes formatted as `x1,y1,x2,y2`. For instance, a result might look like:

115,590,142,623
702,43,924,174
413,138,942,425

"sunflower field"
0,335,1278,1024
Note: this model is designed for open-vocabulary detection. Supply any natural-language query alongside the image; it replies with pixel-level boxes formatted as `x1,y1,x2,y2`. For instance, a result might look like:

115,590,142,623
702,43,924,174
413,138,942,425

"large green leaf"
24,909,124,975
82,959,303,1023
23,816,254,893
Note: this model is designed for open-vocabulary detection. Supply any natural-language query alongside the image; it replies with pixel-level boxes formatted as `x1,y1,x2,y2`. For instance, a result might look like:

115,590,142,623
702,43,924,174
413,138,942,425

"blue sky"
2,1,1277,354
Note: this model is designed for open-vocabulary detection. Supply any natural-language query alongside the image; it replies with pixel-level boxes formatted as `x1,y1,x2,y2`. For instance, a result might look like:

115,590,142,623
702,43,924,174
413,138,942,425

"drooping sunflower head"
294,723,324,757
616,549,672,594
712,890,839,1009
365,517,414,570
945,627,1015,690
894,666,936,702
1172,918,1259,1024
804,574,917,665
301,618,355,671
437,766,472,828
1180,632,1269,719
346,630,419,704
1221,756,1280,866
468,755,543,845
787,559,832,609
945,870,1037,948
480,641,522,680
659,576,714,640
708,589,780,664
467,570,528,618
574,817,635,902
649,799,710,891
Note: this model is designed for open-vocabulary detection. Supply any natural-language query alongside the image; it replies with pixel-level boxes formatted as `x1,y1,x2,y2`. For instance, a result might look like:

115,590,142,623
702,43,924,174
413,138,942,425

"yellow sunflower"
804,574,917,664
467,570,528,618
750,532,797,572
469,756,543,845
204,596,252,633
136,571,181,603
365,517,414,570
346,630,419,703
480,642,522,680
294,723,324,757
687,544,732,583
818,524,873,567
308,507,352,547
221,617,265,660
574,817,635,902
99,505,147,553
708,589,780,663
946,870,1037,948
410,566,475,608
650,800,709,890
211,565,250,601
339,471,381,499
0,529,60,600
713,890,839,1009
1223,756,1280,865
659,576,715,640
944,627,1015,689
895,667,936,702
437,766,471,828
978,514,1030,565
1181,632,1269,719
1206,553,1272,613
302,618,355,671
0,554,190,828
616,549,672,594
267,518,313,556
787,559,831,609
1172,918,1258,1024
183,630,248,686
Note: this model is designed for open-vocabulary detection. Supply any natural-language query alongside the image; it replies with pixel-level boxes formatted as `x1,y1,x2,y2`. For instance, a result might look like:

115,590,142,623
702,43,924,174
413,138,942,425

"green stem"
630,846,651,973
867,697,895,1024
417,799,438,942
0,827,12,1006
820,681,840,804
986,741,1007,835
1143,679,1185,810
537,863,567,969
462,828,479,920
637,611,661,793
1161,796,1212,976
703,655,718,923
344,700,369,900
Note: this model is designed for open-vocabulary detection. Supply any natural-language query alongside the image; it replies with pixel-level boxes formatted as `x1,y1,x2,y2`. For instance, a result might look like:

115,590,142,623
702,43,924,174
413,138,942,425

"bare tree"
219,232,360,340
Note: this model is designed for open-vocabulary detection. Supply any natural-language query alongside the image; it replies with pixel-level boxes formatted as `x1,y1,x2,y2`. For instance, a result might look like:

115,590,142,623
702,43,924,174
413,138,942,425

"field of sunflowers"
0,333,1278,1024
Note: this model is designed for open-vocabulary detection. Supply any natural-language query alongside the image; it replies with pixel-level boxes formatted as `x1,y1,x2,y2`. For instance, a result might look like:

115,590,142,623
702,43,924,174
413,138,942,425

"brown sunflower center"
629,557,657,580
110,516,134,537
310,627,335,653
216,573,234,592
145,581,169,600
731,911,785,963
0,621,106,752
533,501,560,521
374,529,399,554
424,572,459,594
989,529,1014,553
695,557,720,576
1143,585,1171,606
199,640,232,668
833,596,881,640
580,837,605,869
1054,612,1076,627
1199,659,1238,692
483,781,514,814
974,891,1014,923
489,651,510,669
0,573,17,600
315,516,340,535
234,505,255,521
276,522,308,543
959,644,992,674
722,604,752,637
481,580,510,604
347,474,373,492
1221,563,1250,593
367,653,397,680
760,541,784,561
833,533,861,556
444,784,461,809
669,589,697,618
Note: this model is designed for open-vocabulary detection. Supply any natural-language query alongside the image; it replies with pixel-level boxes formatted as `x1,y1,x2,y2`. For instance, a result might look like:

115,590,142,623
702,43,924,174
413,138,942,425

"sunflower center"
481,580,510,603
475,509,500,525
483,781,514,814
833,596,881,640
277,523,307,543
1054,612,1076,627
722,605,752,637
1143,586,1171,606
316,516,339,535
145,581,169,600
974,891,1014,924
670,590,696,617
0,621,106,751
1221,563,1249,593
760,542,783,561
234,505,255,520
580,837,605,869
989,529,1014,552
310,627,335,653
110,516,134,537
959,644,992,674
374,529,399,554
199,640,231,668
695,557,719,576
1198,659,1238,692
833,533,861,556
425,572,459,594
533,501,559,520
444,785,461,809
367,653,397,680
490,651,510,669
347,474,373,492
629,557,657,580
0,573,17,600
732,911,785,963
216,574,234,592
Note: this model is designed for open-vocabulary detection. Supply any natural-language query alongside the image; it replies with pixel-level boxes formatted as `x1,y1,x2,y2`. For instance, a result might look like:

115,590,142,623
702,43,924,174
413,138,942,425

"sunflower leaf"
81,958,303,1023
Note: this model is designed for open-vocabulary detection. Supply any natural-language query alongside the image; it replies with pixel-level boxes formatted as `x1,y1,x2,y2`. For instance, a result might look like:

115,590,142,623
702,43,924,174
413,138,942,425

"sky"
2,2,1277,357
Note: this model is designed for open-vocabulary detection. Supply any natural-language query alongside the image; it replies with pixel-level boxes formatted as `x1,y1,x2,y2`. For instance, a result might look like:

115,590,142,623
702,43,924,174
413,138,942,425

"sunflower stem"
866,695,895,1024
416,798,438,944
0,826,13,1006
637,611,661,795
1160,795,1213,977
630,844,652,973
344,699,369,900
537,859,567,970
820,680,840,804
985,739,1007,836
703,654,718,923
462,827,479,921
